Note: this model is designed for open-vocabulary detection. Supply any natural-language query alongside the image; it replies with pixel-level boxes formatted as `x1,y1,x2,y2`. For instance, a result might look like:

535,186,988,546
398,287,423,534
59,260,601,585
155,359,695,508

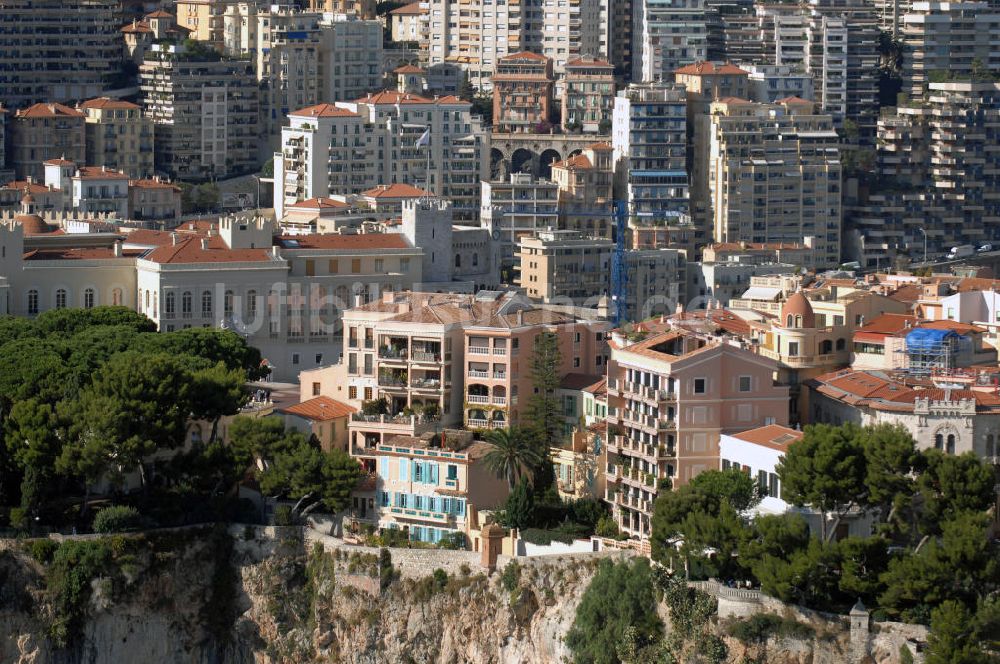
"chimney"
171,232,180,245
200,238,209,250
516,309,523,325
113,240,122,257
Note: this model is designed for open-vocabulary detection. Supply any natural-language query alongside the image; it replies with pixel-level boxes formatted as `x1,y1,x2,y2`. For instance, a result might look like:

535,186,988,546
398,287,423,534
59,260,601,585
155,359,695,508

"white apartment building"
743,64,816,103
275,92,488,221
709,97,842,268
140,44,261,179
902,2,1000,98
481,173,559,281
633,0,709,83
425,0,609,89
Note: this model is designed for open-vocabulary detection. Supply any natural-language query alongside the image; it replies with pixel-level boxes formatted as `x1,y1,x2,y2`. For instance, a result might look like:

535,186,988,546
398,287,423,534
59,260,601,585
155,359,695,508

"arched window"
935,433,943,450
795,315,802,327
202,290,212,317
836,338,846,351
83,288,95,309
165,291,176,317
224,290,234,315
786,314,794,327
455,254,461,268
247,290,257,316
986,434,995,457
55,289,67,309
145,290,150,310
472,252,479,267
820,339,833,354
112,288,122,306
181,291,192,317
27,289,39,315
946,434,955,454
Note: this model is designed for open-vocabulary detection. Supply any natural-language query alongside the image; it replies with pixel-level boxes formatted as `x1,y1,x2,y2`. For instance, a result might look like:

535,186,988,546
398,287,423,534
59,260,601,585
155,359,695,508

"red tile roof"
501,51,550,62
23,247,144,261
586,142,613,151
16,103,84,119
918,320,985,334
394,64,425,74
43,158,76,166
145,9,174,18
560,372,604,391
281,396,356,421
362,183,434,198
78,97,140,111
130,178,181,191
730,424,803,451
75,166,128,180
289,103,359,118
143,236,274,264
552,154,593,170
675,61,749,76
853,313,918,342
275,234,411,250
776,96,813,105
717,96,753,104
356,90,434,105
389,2,426,14
1,180,57,194
289,197,349,209
566,56,613,68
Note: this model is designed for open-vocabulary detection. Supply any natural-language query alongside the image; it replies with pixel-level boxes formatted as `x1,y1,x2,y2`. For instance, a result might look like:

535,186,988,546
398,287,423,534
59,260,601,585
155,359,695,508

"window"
165,291,176,316
349,386,358,400
573,357,580,368
182,291,192,316
312,382,321,396
946,434,955,454
292,353,300,365
247,290,257,316
329,259,339,273
375,259,384,272
447,464,457,480
693,378,706,394
351,258,361,273
455,254,461,268
112,288,122,306
758,470,768,495
224,290,234,315
55,289,67,309
27,289,38,315
739,376,751,392
202,290,212,317
788,342,800,356
364,386,373,400
305,259,315,276
83,288,95,309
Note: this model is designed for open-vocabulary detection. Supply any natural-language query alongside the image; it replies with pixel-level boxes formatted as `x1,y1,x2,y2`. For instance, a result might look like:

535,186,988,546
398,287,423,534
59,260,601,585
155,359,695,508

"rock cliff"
0,527,921,664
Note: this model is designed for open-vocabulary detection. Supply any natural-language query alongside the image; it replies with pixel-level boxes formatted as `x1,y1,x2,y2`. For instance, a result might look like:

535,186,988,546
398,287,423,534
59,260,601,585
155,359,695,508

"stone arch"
510,148,537,175
567,148,583,159
538,148,562,180
490,147,509,180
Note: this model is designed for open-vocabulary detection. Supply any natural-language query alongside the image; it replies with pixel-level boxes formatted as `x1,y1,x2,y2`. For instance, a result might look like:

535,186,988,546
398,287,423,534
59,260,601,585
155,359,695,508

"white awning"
740,286,782,301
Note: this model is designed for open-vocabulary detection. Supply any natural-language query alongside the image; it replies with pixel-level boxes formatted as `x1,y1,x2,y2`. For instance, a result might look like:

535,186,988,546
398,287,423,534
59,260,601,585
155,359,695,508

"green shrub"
8,507,29,530
595,515,625,540
273,504,295,526
437,531,467,550
46,540,114,646
727,614,815,643
378,548,394,591
92,505,140,534
432,568,448,590
520,527,576,546
500,560,521,592
459,563,471,577
29,539,59,564
900,644,914,664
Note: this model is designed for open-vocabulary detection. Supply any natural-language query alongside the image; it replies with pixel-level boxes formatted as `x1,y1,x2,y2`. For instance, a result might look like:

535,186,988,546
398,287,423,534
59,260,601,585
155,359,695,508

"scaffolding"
901,328,970,376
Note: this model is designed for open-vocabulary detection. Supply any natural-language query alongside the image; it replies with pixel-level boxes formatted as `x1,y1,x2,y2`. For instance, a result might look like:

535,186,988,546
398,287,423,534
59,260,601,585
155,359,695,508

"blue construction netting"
905,327,960,352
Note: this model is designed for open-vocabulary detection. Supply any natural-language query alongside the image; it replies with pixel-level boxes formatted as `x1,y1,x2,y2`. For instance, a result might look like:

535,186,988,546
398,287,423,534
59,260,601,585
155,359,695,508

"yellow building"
80,98,155,179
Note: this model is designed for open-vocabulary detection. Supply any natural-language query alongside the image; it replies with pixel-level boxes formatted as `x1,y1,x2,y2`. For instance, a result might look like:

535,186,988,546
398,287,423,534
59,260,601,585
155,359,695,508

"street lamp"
917,227,928,264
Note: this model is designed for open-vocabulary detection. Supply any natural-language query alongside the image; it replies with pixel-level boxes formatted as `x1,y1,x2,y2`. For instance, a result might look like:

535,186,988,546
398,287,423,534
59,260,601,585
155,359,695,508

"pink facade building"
605,329,789,538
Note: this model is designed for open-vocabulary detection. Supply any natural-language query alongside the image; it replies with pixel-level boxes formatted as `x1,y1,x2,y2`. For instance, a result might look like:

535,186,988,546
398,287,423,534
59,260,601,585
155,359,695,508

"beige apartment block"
708,96,842,268
10,104,86,182
605,329,789,538
562,57,616,134
550,143,615,239
492,52,555,134
80,98,155,179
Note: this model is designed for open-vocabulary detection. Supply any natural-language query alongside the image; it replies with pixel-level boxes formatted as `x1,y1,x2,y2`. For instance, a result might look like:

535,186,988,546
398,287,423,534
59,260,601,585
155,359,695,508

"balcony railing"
467,395,490,404
411,351,440,363
466,418,506,429
493,396,507,406
469,369,489,378
379,347,407,360
410,378,442,389
468,346,490,355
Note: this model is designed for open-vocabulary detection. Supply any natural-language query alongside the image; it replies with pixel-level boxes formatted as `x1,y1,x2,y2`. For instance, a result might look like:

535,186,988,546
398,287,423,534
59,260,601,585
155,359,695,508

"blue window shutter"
431,463,439,484
442,497,451,514
400,460,408,481
457,499,465,516
379,457,388,477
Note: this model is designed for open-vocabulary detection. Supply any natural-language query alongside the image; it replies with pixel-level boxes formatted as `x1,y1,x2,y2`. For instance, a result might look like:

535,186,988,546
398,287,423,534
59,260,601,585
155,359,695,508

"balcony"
469,369,489,378
387,506,452,524
410,377,442,390
468,346,490,355
467,394,490,404
466,418,506,429
411,351,441,363
493,396,507,406
378,372,408,388
379,346,408,360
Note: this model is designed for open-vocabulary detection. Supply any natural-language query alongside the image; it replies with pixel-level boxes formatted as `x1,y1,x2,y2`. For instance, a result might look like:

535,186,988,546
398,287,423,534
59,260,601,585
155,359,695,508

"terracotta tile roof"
16,103,84,119
122,229,177,246
78,97,140,111
356,90,434,105
274,234,411,250
389,2,426,14
730,424,803,451
43,158,76,166
823,371,895,398
129,178,181,191
75,166,128,180
121,21,152,33
362,183,433,198
280,396,356,421
708,242,806,252
583,376,607,396
143,236,274,264
394,64,425,74
675,61,749,76
888,283,923,303
289,197,349,209
552,154,592,170
1,180,56,194
918,320,985,334
145,9,174,18
717,96,753,104
23,247,144,261
560,373,604,391
566,56,613,68
476,307,574,328
670,309,752,337
289,103,359,118
501,51,550,62
776,96,812,105
956,277,1000,293
585,142,613,151
854,313,918,340
812,369,1000,412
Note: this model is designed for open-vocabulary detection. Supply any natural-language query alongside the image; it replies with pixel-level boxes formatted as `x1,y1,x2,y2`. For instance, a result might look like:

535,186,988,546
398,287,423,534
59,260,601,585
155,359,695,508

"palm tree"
482,426,544,489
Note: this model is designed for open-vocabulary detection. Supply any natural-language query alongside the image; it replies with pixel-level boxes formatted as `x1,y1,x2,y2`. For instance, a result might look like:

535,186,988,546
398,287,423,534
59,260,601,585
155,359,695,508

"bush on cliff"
92,505,141,534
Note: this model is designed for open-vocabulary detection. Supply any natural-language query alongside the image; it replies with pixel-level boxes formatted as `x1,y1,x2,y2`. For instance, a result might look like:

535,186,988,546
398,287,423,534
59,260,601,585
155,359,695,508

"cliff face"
0,529,917,664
